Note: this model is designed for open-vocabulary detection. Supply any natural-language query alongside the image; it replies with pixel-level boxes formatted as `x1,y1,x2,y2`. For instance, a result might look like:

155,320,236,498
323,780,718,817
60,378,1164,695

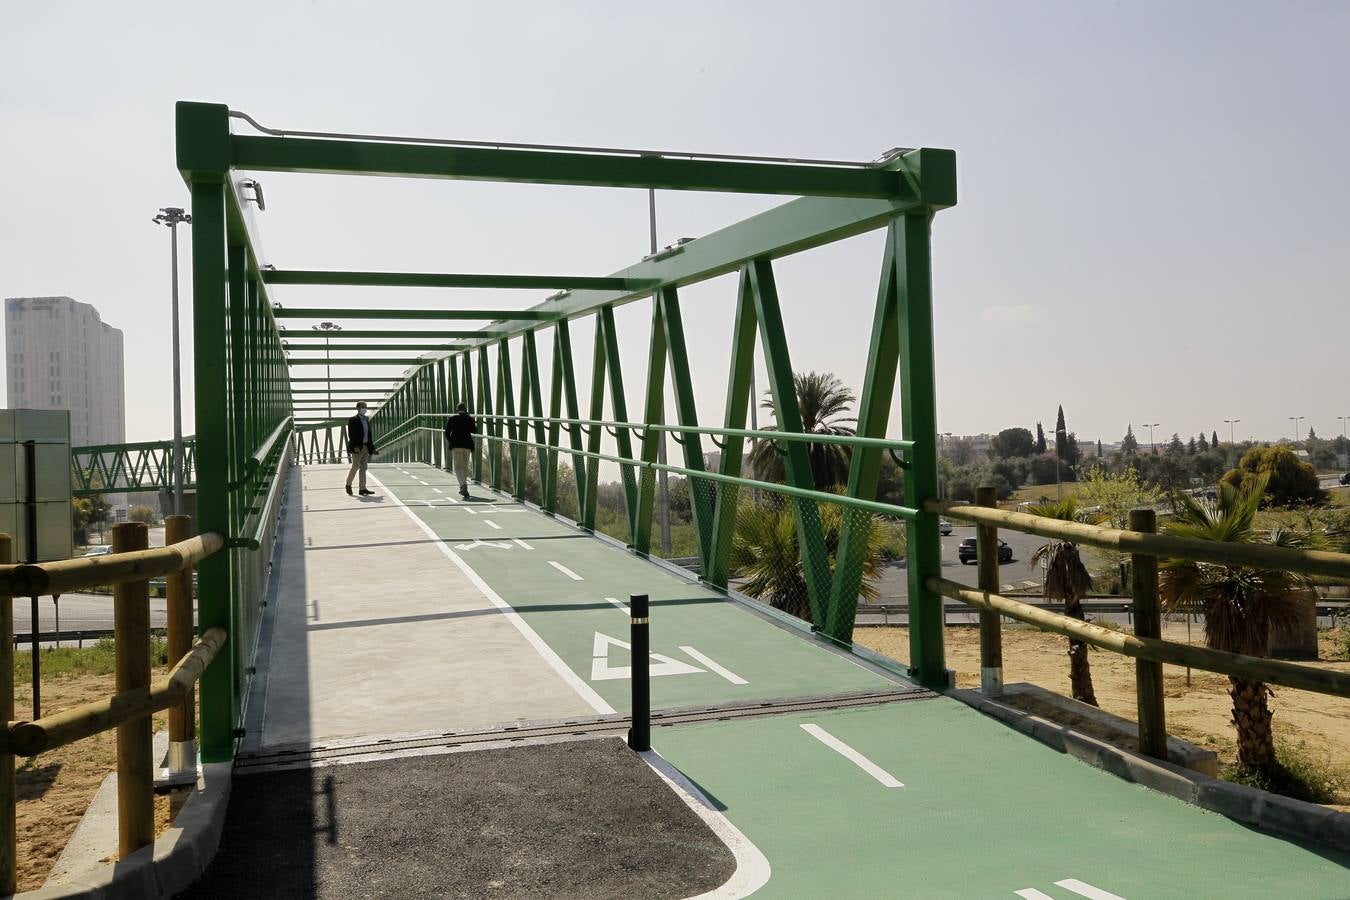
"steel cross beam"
262,269,641,291
287,358,434,365
229,132,907,198
273,308,558,321
277,330,489,339
284,343,468,352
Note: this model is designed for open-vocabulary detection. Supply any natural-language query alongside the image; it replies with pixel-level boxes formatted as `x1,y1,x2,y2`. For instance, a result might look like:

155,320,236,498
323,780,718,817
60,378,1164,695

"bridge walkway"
207,462,1349,898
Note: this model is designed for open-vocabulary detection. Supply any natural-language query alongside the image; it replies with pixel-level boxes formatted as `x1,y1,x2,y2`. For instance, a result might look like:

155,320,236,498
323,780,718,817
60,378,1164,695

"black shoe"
345,485,353,496
359,489,375,496
460,489,470,499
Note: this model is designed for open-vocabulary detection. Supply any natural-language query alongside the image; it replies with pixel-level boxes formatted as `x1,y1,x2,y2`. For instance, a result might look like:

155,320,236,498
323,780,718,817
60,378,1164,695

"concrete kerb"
949,687,1350,854
16,762,232,900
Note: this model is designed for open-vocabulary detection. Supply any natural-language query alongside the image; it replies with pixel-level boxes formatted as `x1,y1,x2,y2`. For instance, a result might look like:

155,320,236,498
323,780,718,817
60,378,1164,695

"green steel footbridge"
35,102,1350,897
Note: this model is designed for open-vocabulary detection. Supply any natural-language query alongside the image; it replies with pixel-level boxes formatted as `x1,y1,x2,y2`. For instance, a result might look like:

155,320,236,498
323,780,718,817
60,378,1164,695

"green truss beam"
274,308,558,321
263,269,640,291
284,343,468,352
290,377,400,383
230,132,909,198
278,330,489,339
287,358,433,366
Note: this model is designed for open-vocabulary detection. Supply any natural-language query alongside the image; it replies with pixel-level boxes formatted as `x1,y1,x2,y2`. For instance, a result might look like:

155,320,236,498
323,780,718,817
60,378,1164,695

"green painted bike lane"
653,701,1350,899
370,463,903,714
373,465,1350,898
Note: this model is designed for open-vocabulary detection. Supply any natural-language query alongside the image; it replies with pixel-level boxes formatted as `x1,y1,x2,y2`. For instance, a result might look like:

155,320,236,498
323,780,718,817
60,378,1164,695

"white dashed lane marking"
549,561,584,581
800,724,904,789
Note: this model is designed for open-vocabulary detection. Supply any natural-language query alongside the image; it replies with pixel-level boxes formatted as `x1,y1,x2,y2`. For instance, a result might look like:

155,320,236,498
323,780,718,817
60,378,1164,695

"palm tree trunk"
1064,596,1098,706
1230,676,1275,771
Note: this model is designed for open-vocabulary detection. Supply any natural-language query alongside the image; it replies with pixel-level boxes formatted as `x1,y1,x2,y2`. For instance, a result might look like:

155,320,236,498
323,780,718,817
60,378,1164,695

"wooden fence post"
113,523,154,857
0,533,15,894
976,486,1003,695
164,515,196,778
1130,508,1167,760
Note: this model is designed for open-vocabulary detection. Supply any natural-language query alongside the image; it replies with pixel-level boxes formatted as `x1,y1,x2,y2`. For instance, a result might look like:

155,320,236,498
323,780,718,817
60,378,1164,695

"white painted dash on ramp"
549,561,583,581
800,724,903,788
512,538,534,550
605,596,630,614
679,647,748,685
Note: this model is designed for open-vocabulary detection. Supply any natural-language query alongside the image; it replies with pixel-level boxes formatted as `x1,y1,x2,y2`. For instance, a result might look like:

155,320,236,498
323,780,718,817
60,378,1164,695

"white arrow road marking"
605,596,630,614
511,538,534,550
590,632,704,681
800,724,904,788
549,561,583,581
679,647,748,685
1015,881,1124,900
453,540,513,551
484,520,502,530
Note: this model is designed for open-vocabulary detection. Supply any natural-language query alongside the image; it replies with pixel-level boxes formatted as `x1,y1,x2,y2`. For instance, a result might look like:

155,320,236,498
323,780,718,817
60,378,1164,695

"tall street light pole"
1224,418,1241,466
1338,416,1349,468
313,322,342,459
1143,422,1160,455
153,207,191,516
1288,415,1305,449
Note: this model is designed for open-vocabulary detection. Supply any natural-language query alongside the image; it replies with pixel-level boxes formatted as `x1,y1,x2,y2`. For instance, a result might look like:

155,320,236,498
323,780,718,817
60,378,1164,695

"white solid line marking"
1056,880,1125,900
367,473,613,715
800,724,904,788
1014,891,1054,900
679,647,748,685
642,748,772,899
605,596,630,614
549,561,583,581
484,520,502,530
511,538,534,550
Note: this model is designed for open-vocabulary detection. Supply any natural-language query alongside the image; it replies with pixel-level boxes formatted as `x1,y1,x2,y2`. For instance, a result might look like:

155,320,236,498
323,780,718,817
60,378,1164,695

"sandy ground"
12,674,176,892
854,622,1350,802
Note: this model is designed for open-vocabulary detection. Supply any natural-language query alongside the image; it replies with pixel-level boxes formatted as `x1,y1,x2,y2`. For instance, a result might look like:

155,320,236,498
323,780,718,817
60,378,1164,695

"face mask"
358,409,368,418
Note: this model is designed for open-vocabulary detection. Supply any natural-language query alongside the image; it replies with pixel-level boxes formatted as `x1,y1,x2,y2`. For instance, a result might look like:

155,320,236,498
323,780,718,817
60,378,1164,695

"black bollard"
627,593,651,751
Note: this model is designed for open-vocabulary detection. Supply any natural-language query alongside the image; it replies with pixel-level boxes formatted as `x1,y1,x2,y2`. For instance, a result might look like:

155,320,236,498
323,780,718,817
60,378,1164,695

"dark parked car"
957,537,1013,565
1341,472,1350,486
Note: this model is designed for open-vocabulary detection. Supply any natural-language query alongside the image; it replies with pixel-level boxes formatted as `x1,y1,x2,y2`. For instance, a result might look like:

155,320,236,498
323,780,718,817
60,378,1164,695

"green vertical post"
633,297,668,554
747,259,831,626
521,330,549,502
479,346,498,489
897,211,945,688
554,320,587,518
497,339,522,497
599,306,638,541
706,267,759,588
824,226,900,641
179,101,236,762
226,243,248,720
658,288,713,563
583,313,607,531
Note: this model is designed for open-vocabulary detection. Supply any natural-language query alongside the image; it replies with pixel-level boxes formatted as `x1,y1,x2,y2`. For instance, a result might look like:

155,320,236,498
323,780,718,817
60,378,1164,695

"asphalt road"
871,524,1048,606
12,592,169,638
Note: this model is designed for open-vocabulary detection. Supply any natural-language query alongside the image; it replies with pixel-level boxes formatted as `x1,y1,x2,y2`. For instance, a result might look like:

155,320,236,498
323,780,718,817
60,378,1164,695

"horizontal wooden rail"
4,627,227,756
0,534,224,597
928,499,1350,580
928,578,1350,698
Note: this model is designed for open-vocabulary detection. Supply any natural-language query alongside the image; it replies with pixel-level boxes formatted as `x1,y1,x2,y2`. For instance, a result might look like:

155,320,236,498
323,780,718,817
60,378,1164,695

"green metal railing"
71,439,198,495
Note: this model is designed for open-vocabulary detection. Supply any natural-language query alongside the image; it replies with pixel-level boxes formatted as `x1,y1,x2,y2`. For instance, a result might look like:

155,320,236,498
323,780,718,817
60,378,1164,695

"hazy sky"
3,1,1347,448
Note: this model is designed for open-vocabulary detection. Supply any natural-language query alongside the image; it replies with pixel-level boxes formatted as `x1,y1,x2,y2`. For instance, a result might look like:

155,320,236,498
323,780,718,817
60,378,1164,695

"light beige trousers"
346,447,371,490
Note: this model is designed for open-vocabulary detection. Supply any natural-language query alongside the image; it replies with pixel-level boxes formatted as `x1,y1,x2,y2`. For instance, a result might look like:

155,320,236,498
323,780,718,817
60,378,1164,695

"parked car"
82,546,113,557
1340,472,1350,486
939,518,953,536
957,537,1013,565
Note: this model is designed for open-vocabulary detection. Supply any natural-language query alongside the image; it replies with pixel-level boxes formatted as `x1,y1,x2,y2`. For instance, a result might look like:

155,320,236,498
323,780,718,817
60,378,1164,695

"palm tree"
748,371,857,489
728,496,887,623
1158,475,1313,774
1028,498,1097,706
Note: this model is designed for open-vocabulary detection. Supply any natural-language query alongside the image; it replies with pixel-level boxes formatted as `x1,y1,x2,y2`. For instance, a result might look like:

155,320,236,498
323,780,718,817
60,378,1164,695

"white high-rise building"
5,296,126,446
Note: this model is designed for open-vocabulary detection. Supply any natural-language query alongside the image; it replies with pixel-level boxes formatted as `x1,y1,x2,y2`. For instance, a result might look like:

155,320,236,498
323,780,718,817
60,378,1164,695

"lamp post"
1224,418,1241,466
313,322,342,460
1338,416,1349,467
1143,422,1160,455
152,207,191,516
1288,415,1305,448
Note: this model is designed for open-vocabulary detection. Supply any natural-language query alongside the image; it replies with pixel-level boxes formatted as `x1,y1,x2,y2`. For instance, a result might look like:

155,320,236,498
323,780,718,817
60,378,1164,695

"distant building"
6,296,127,519
5,296,125,446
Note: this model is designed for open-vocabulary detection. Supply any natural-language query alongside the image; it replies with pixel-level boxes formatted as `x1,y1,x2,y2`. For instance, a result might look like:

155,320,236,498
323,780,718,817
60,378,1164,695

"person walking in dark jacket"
444,403,478,498
345,401,377,496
